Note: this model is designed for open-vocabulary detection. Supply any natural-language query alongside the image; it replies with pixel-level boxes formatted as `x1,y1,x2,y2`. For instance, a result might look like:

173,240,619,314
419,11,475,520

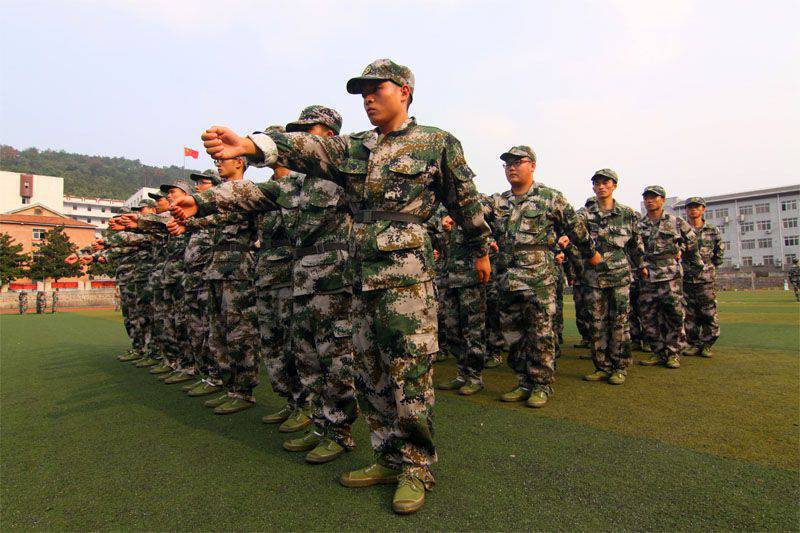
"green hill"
0,145,204,200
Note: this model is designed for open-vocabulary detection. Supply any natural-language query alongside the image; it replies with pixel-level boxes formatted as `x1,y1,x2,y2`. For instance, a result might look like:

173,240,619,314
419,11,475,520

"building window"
21,197,30,204
783,218,798,229
785,235,799,246
786,254,797,264
87,207,91,212
719,225,726,234
742,256,753,266
758,238,772,249
756,220,771,231
781,199,797,211
73,205,77,210
715,208,729,219
723,258,733,267
740,221,754,234
723,241,731,250
763,255,775,266
101,207,106,213
32,228,46,240
86,218,92,223
755,203,770,214
741,239,755,250
739,205,753,216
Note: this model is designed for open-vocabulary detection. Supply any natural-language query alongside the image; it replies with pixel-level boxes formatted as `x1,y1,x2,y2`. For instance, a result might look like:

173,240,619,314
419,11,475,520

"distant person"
36,291,46,314
113,286,121,311
18,291,28,315
789,259,800,302
51,289,59,313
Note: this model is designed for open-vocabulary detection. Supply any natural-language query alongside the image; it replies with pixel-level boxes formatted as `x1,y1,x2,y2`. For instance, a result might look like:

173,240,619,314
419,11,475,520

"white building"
63,195,125,230
124,187,161,209
0,170,64,213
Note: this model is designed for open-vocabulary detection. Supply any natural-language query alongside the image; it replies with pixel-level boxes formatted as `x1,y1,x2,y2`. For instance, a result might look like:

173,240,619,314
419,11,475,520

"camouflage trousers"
434,276,449,357
50,295,57,313
683,282,720,349
572,283,592,343
629,280,642,343
585,284,633,372
443,285,486,384
130,280,153,356
207,280,261,396
352,281,439,490
256,285,306,409
485,279,505,358
36,299,45,313
292,292,358,449
18,296,27,314
639,279,686,361
160,282,191,370
791,278,800,301
117,282,137,350
501,285,557,389
145,276,165,359
554,274,564,345
184,283,215,378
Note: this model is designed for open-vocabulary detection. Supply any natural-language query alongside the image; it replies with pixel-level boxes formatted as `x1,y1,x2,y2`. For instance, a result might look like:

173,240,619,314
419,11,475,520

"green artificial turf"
1,291,798,530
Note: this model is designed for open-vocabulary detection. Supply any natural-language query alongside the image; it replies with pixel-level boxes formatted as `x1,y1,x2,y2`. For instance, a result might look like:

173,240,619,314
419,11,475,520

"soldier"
430,204,451,363
577,169,646,385
51,289,58,313
194,59,491,514
567,197,596,352
790,259,800,302
18,291,27,315
637,185,702,369
436,213,487,395
682,197,724,357
36,291,46,314
553,253,565,352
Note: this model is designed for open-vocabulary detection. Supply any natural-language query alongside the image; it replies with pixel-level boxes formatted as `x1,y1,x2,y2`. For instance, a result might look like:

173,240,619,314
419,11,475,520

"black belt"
216,243,250,252
294,242,349,259
514,244,551,252
352,210,424,224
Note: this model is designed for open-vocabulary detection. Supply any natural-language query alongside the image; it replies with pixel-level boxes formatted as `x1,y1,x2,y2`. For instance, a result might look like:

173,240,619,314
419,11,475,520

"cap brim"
189,173,207,182
285,119,317,132
346,75,387,94
686,202,704,206
147,193,164,200
500,152,525,162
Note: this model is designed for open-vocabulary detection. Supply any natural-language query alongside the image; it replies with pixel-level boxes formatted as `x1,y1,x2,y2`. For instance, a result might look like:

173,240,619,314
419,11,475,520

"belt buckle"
313,242,326,254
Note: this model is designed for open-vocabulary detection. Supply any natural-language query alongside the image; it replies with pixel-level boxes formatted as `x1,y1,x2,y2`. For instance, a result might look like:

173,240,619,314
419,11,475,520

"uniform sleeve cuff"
247,133,279,167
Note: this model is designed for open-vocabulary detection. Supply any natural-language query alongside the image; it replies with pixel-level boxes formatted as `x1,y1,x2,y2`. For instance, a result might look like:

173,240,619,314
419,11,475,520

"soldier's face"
195,179,213,192
305,124,335,138
215,157,244,180
643,193,664,212
504,157,535,188
140,207,156,215
686,205,705,219
361,81,409,127
592,178,616,199
166,187,186,203
155,198,170,213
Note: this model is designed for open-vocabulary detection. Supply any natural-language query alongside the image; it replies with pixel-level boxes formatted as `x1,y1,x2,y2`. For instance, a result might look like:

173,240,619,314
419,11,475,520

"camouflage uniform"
136,214,171,363
628,257,644,347
554,262,565,347
577,196,645,374
18,291,27,314
246,113,490,489
484,179,596,395
563,243,591,345
682,209,724,351
429,205,451,359
50,290,58,313
638,189,702,363
441,222,487,385
789,260,800,301
36,291,46,313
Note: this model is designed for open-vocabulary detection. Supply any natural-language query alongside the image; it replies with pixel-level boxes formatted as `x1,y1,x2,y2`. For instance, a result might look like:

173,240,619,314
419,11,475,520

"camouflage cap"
120,205,134,213
591,168,619,183
346,59,415,96
685,196,706,207
585,196,597,207
286,105,343,135
264,124,286,134
147,191,165,201
500,145,537,163
642,185,666,197
189,169,221,186
138,198,156,208
159,178,192,195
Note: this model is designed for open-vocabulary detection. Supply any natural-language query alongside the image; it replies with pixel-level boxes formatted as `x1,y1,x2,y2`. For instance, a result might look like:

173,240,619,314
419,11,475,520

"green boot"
665,355,681,369
639,354,662,366
340,463,400,488
149,363,172,375
187,382,221,397
306,438,346,464
262,405,293,424
278,408,312,433
458,382,484,396
640,343,652,353
158,370,179,381
500,386,531,402
484,354,502,368
683,346,702,356
164,372,195,385
283,429,322,452
583,369,610,382
134,357,159,368
578,353,593,360
203,394,230,408
392,474,425,515
182,379,204,393
526,386,551,408
434,351,449,363
608,370,627,385
699,347,713,358
573,340,590,349
118,351,141,362
437,377,466,391
213,397,255,415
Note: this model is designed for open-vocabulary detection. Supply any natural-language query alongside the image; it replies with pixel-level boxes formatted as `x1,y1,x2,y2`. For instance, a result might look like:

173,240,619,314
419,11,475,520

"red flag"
184,147,199,159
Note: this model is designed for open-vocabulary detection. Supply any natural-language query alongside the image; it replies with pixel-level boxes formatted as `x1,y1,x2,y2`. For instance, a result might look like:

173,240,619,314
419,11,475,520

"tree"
27,226,81,282
0,232,27,285
87,256,115,278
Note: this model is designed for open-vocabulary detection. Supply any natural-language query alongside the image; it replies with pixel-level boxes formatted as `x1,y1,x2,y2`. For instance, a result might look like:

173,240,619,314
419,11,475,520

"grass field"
1,290,798,530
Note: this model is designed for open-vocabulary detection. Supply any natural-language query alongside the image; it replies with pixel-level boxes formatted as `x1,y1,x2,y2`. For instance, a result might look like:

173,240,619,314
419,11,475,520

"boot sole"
306,450,345,464
393,498,424,514
339,475,399,488
214,404,255,415
262,417,290,424
278,420,312,433
283,443,319,452
187,389,220,397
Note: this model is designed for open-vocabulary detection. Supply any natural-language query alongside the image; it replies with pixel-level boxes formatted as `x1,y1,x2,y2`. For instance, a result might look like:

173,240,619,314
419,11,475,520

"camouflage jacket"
577,201,644,289
248,117,490,292
194,172,352,296
443,224,482,288
181,213,240,291
638,212,702,282
427,205,450,282
136,214,188,286
99,230,153,283
482,184,596,292
682,221,724,284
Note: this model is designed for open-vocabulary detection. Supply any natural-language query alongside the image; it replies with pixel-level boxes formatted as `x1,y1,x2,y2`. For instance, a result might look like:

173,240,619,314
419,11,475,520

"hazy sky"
1,0,798,208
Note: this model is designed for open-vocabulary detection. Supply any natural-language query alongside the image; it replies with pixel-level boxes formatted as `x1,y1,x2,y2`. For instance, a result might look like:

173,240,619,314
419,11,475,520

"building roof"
63,195,125,204
673,185,800,208
0,213,96,229
5,203,67,217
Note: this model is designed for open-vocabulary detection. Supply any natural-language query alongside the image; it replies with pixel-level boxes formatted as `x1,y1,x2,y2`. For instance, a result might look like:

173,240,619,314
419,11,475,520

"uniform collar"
363,116,417,151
